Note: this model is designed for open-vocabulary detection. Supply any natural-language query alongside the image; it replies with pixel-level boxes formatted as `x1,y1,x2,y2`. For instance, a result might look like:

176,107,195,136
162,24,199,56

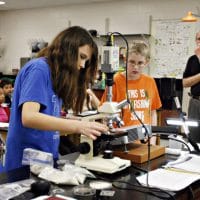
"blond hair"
129,41,150,61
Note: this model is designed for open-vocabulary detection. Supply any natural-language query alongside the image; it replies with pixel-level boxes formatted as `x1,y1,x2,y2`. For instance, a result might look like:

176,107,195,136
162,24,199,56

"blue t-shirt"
5,57,62,171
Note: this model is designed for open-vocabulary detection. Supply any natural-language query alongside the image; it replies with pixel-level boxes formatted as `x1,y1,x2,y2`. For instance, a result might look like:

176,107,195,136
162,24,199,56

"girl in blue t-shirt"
5,26,108,171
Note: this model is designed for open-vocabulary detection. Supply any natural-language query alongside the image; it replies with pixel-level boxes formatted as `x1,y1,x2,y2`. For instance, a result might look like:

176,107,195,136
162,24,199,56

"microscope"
75,34,131,173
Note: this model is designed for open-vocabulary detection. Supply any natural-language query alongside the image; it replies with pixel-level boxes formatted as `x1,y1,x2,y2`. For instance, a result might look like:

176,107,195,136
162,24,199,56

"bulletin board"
149,19,197,78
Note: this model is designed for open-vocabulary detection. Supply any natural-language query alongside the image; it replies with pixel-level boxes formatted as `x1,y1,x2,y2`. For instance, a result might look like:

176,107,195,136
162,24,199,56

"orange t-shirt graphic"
101,73,162,126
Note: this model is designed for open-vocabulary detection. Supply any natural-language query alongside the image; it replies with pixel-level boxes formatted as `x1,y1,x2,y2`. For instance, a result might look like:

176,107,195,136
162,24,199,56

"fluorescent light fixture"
0,1,5,5
166,118,198,127
181,11,200,22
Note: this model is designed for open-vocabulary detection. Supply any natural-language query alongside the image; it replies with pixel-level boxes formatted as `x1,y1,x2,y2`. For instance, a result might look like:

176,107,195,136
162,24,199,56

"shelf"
98,33,151,37
0,73,17,81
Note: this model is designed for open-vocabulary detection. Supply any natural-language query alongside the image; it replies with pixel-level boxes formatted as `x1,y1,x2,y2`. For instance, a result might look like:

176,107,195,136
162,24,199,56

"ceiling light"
181,11,200,22
0,1,5,5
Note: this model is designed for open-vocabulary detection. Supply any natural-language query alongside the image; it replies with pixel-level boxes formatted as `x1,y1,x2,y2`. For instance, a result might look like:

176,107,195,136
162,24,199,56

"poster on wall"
150,19,197,78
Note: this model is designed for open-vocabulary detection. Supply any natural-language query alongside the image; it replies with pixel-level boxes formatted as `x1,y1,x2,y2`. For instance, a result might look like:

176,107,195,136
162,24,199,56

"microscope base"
75,155,131,174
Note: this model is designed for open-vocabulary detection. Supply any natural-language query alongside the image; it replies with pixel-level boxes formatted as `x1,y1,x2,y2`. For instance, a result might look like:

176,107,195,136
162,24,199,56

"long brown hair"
37,26,98,114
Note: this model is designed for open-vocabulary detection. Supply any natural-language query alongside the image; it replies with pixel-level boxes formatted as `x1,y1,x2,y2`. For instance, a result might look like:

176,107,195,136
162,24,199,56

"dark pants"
59,136,78,155
188,98,200,143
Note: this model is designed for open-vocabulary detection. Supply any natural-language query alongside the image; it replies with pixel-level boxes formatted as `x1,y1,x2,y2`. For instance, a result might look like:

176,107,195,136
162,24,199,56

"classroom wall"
0,0,200,74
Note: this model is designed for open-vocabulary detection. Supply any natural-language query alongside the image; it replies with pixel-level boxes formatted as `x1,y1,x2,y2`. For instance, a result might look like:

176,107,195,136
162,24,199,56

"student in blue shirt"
5,26,108,171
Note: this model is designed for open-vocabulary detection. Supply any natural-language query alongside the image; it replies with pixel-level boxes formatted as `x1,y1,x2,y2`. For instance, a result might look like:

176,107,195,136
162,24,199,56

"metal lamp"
181,11,200,22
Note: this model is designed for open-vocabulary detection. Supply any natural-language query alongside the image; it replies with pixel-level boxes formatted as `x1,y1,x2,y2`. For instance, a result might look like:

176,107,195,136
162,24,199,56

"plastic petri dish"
73,185,96,197
51,188,66,196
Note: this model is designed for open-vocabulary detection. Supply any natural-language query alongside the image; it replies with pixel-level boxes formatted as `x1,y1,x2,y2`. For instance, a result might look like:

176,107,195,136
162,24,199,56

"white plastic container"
168,135,183,149
22,148,53,167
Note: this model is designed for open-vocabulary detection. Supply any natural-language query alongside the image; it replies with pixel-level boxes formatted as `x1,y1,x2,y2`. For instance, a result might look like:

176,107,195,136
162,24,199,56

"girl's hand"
78,121,108,140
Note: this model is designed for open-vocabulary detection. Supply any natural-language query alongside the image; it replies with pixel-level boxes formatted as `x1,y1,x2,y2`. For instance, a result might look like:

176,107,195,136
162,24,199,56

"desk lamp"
181,11,200,22
165,97,200,154
166,118,198,127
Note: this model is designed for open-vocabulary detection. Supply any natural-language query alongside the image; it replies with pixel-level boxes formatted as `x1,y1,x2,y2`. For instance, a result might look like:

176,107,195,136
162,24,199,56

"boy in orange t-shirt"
101,42,162,143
